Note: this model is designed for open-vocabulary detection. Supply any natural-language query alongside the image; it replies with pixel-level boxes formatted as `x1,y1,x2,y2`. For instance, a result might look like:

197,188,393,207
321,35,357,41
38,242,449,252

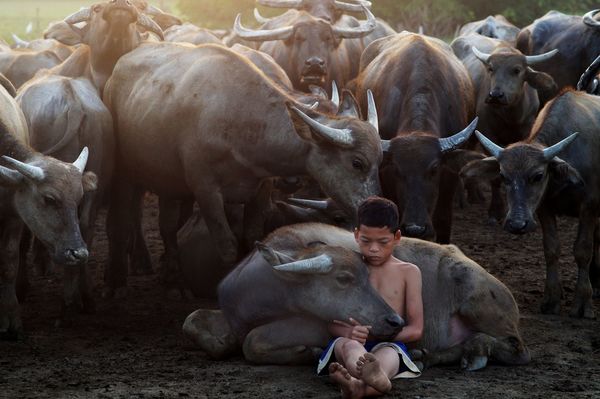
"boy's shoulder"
388,257,422,277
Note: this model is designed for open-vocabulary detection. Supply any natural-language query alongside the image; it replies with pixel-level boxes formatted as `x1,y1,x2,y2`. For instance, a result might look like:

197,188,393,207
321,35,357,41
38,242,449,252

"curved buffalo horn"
583,9,600,28
542,132,579,160
381,139,391,152
525,49,558,65
72,146,89,173
367,89,378,131
439,117,478,153
2,156,45,181
331,81,340,108
334,0,372,13
233,13,294,42
253,8,273,25
290,106,354,146
64,7,92,25
137,12,164,40
472,46,491,64
475,130,503,158
273,254,333,274
577,54,600,91
11,33,29,48
333,5,376,39
286,198,329,210
257,0,303,9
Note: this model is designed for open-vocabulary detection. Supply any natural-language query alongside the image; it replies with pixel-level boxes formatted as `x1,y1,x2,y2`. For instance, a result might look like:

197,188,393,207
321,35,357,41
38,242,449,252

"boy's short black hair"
357,196,399,233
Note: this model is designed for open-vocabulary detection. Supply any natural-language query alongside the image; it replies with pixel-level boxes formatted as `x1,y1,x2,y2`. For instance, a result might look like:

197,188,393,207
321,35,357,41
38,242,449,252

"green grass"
0,0,179,43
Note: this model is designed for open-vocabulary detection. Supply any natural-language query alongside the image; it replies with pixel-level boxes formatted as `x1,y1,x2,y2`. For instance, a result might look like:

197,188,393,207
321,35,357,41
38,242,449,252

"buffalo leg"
570,208,595,318
106,175,137,298
0,218,24,339
487,178,506,224
433,170,458,244
590,220,600,299
243,316,329,365
195,190,238,266
129,188,153,276
538,207,562,315
416,333,496,371
158,196,189,296
16,228,31,302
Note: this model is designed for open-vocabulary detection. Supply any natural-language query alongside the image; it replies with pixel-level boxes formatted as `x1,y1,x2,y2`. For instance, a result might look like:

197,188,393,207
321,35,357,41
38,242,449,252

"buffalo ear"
443,150,486,174
548,157,584,187
43,21,85,46
525,68,557,95
82,171,98,192
336,90,361,119
0,165,24,186
255,241,296,266
459,157,500,182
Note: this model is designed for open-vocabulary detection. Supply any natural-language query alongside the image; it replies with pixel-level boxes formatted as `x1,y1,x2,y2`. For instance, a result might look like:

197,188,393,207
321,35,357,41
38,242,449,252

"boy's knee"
340,338,363,353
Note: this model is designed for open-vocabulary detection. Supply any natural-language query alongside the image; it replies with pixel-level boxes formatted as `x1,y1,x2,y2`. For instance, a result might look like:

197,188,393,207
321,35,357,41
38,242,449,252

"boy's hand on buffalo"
333,317,371,345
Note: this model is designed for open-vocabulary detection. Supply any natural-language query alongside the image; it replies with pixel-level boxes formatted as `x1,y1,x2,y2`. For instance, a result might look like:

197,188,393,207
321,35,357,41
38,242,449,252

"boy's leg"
356,347,398,393
334,338,368,377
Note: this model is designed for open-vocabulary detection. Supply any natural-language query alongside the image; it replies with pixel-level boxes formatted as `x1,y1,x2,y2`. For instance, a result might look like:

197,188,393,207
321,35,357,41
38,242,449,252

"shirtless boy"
317,196,424,398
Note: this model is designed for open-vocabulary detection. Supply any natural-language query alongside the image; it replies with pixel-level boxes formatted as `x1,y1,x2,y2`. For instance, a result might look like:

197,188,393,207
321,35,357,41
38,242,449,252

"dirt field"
2,194,599,399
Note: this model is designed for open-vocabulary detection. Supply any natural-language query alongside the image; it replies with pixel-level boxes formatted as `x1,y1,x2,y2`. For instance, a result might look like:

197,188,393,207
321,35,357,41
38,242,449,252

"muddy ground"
1,194,599,399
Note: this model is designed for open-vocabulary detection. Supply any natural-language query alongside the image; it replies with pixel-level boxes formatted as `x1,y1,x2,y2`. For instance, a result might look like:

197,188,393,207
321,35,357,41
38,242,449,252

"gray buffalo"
0,81,97,338
458,15,520,43
183,223,529,370
461,89,600,318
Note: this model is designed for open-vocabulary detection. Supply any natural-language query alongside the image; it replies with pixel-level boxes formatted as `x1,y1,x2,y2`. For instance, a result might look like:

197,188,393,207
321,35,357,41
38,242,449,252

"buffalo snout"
402,223,427,238
504,217,535,235
486,89,506,104
385,314,405,330
59,246,89,266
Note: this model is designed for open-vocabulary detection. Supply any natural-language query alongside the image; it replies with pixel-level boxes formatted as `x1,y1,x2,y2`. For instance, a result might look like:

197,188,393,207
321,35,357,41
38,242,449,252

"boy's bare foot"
356,353,392,393
329,362,365,399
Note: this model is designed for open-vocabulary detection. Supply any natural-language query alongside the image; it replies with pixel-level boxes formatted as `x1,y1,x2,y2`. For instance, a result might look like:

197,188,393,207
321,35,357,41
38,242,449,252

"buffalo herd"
0,0,599,377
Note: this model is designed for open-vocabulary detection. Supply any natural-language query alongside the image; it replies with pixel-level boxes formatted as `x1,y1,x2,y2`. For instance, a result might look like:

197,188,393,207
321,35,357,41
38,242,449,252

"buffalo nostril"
68,248,89,262
403,224,426,237
385,314,404,329
489,90,505,99
508,219,527,231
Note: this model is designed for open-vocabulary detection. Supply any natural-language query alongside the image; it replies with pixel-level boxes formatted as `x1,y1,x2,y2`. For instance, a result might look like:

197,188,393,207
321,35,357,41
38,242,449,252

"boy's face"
354,225,401,267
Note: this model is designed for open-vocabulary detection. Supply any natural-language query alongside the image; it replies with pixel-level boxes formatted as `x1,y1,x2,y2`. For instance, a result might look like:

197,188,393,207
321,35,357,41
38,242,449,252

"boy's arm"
328,318,371,345
393,266,424,343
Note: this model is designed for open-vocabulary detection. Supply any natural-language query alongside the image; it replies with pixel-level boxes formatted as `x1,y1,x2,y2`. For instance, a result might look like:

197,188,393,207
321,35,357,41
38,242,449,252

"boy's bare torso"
368,256,417,319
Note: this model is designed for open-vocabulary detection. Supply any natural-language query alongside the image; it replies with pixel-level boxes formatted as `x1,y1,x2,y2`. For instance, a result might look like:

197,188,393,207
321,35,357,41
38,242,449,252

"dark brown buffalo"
451,34,557,221
233,6,376,92
461,89,600,319
458,15,520,43
103,43,382,296
516,9,600,103
352,32,478,243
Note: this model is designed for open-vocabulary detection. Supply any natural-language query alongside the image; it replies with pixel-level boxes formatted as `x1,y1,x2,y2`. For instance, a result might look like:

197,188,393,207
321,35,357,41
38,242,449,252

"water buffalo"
0,81,96,338
451,34,557,220
103,43,382,296
164,23,222,45
233,6,376,92
183,223,530,370
10,34,73,61
15,0,161,318
516,9,600,103
352,32,479,243
458,15,520,43
461,89,600,319
0,45,62,89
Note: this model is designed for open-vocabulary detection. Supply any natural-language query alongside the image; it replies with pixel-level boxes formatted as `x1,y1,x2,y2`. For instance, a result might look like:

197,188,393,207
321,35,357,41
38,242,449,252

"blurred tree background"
177,0,600,38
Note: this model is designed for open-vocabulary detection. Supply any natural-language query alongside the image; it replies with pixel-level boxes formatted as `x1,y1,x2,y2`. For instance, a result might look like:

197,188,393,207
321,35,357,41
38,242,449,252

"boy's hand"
333,317,371,345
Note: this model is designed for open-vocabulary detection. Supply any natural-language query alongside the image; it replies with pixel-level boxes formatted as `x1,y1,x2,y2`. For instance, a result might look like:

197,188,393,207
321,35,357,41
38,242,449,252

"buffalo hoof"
540,300,561,315
461,355,488,371
102,286,128,300
568,300,595,319
182,309,238,359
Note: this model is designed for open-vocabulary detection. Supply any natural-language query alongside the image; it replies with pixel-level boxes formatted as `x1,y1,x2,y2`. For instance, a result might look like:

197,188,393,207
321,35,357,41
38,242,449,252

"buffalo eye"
513,67,523,75
530,172,544,183
352,159,365,172
43,195,58,207
93,4,103,12
332,214,347,225
335,272,354,287
428,161,439,177
487,66,494,73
